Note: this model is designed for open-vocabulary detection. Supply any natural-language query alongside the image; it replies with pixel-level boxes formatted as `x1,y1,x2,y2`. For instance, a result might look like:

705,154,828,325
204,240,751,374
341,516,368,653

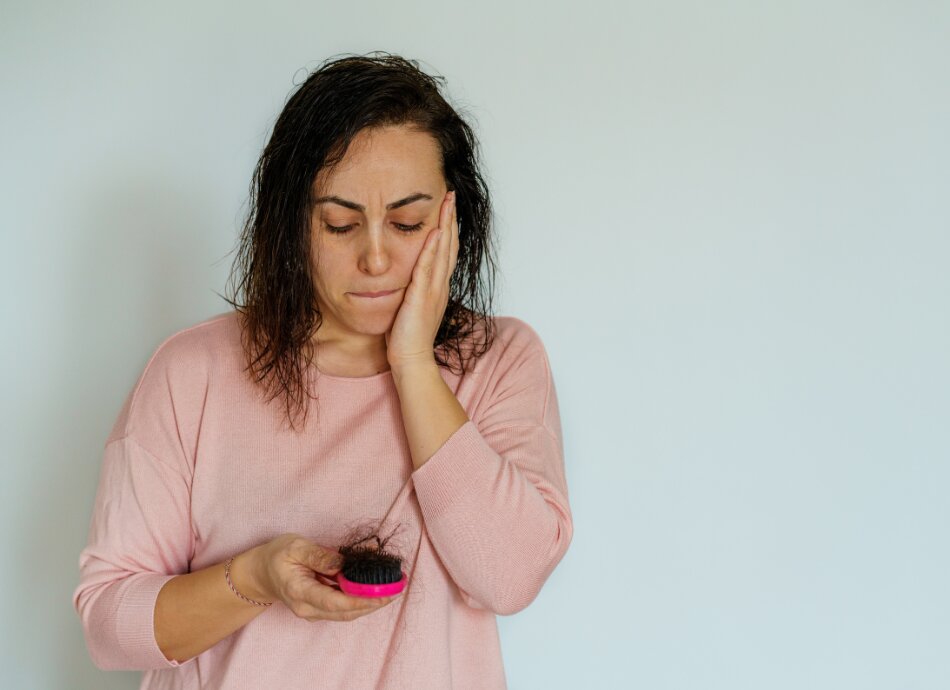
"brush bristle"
340,547,402,584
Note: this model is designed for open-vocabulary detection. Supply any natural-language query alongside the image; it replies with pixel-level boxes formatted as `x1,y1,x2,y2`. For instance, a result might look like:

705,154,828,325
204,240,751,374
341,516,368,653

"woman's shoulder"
146,310,240,365
106,311,241,444
481,314,552,364
459,313,555,387
132,310,246,383
490,314,548,349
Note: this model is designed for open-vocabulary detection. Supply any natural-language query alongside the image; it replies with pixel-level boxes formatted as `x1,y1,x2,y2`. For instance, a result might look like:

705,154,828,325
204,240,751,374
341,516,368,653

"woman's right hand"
252,533,399,622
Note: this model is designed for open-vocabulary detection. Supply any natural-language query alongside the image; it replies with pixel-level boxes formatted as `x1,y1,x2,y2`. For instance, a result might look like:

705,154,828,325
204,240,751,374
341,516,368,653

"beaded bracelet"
224,556,273,607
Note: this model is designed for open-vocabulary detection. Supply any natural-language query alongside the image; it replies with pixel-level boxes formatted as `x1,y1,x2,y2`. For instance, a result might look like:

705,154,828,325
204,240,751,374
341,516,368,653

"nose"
356,221,394,276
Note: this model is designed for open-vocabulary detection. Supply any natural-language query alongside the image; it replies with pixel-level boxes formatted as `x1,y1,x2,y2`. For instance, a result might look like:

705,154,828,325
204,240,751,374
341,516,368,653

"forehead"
313,125,443,193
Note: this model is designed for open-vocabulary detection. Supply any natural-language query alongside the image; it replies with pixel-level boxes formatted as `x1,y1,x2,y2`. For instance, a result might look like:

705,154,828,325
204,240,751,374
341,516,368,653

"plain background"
2,1,948,688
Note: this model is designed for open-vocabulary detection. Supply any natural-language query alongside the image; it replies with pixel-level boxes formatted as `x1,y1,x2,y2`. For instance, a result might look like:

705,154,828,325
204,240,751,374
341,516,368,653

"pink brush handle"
336,571,407,598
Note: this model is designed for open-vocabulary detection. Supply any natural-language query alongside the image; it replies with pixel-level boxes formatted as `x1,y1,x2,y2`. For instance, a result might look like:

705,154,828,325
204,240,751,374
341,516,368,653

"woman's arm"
392,338,573,616
74,433,276,670
74,436,201,670
153,547,271,664
154,535,396,664
391,361,470,473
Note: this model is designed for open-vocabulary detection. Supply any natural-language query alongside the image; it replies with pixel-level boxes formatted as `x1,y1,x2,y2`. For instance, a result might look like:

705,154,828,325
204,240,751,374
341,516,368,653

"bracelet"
224,556,273,607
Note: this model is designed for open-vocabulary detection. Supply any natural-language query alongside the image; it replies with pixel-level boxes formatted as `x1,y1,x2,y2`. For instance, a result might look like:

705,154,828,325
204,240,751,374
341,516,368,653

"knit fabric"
72,310,573,689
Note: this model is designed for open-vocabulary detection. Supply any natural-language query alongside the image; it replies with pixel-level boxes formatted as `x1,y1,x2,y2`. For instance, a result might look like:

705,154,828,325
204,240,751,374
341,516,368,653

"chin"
345,311,397,334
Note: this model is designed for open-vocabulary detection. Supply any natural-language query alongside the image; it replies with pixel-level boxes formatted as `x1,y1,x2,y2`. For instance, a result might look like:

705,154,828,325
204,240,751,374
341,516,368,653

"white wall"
2,1,948,688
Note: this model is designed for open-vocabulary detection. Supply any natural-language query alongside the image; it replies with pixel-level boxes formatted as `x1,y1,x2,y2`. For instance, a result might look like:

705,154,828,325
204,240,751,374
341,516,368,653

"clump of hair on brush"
336,524,407,597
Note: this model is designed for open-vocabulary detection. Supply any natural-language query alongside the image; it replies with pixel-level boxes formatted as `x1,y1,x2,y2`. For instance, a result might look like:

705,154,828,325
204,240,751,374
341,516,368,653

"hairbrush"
335,531,407,598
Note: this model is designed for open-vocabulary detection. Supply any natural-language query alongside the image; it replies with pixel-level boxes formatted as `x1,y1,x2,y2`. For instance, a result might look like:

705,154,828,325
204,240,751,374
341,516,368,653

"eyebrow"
312,192,433,212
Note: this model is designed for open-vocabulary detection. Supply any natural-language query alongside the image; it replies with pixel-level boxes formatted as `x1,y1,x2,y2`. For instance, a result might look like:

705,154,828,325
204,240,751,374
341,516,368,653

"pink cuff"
111,572,189,669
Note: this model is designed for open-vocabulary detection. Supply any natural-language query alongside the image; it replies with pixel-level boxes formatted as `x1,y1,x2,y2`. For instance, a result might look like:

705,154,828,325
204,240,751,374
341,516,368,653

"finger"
431,192,453,286
447,192,457,276
441,190,453,229
440,192,452,276
452,205,459,277
414,222,443,289
313,572,339,588
308,584,381,613
306,593,395,622
289,539,343,574
413,191,451,289
309,549,343,575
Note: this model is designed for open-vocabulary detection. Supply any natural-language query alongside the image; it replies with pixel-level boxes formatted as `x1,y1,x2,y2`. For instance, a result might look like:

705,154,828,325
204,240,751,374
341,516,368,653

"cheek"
402,239,429,269
311,248,341,287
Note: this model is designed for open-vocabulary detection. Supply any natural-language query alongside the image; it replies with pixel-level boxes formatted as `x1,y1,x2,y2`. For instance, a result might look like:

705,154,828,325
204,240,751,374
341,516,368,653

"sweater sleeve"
73,334,205,671
409,334,573,616
72,436,196,670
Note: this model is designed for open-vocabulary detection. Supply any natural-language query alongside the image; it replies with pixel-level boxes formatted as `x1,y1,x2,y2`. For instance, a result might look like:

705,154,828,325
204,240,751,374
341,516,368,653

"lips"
350,289,399,298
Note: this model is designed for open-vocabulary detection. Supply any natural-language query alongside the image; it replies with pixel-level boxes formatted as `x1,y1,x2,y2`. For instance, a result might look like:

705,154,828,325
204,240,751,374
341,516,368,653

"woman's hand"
253,534,399,622
384,190,459,370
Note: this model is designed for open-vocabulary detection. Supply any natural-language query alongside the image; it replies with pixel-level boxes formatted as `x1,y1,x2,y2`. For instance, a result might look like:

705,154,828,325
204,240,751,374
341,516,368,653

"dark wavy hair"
219,52,499,432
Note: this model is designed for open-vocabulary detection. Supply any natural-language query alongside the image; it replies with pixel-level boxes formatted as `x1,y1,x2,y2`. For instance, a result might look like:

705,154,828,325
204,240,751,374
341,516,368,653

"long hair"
220,52,499,432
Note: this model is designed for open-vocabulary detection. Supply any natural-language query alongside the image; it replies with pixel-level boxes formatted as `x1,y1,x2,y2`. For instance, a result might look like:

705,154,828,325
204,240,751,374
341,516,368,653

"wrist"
390,357,438,385
229,547,273,605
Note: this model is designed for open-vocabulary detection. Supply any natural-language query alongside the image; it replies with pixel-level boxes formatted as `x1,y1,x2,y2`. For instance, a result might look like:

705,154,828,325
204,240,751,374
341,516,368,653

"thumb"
309,548,343,575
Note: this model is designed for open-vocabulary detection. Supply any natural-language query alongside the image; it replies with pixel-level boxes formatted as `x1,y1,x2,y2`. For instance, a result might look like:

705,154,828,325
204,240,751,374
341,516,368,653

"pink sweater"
73,310,573,689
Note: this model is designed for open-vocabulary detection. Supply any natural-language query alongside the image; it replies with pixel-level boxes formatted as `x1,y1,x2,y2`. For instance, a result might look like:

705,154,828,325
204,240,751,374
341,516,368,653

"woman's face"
309,124,448,349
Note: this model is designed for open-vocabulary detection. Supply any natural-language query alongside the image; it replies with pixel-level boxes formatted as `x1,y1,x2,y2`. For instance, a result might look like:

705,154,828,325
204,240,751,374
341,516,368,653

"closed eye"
394,222,424,233
325,222,424,235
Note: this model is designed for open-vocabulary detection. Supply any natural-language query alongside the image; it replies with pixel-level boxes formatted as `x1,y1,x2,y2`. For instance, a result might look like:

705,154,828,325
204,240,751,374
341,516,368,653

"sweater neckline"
311,365,393,382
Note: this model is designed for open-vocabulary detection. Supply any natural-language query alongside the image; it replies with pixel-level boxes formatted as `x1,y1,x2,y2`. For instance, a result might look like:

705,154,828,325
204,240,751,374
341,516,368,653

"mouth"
349,288,401,298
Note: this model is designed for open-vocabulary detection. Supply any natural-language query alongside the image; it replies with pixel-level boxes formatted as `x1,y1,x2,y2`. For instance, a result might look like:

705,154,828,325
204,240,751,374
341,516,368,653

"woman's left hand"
384,190,458,370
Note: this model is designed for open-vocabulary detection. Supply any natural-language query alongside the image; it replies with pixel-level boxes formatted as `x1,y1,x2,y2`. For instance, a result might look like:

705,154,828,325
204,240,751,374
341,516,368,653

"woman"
73,52,573,689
